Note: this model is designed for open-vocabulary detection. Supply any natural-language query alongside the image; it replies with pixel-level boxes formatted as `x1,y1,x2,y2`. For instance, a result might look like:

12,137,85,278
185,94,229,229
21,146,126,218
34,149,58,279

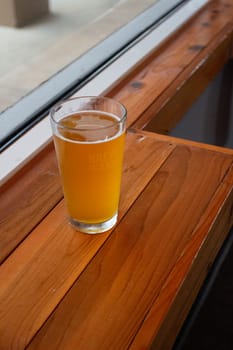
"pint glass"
50,96,127,234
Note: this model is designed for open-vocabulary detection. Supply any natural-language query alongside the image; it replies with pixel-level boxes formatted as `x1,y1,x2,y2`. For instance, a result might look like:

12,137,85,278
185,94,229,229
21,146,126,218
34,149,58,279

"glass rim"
49,95,127,132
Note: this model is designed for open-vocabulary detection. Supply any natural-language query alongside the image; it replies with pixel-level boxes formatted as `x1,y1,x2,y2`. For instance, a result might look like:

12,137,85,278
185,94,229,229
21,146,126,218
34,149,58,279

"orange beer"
52,105,126,233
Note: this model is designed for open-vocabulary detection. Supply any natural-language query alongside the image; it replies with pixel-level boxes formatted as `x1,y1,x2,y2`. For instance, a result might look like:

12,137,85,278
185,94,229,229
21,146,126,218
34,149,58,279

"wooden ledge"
0,129,232,349
108,0,233,132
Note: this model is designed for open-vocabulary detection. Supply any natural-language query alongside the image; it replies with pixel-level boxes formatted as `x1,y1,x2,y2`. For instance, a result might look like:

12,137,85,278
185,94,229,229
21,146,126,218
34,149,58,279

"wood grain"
0,132,174,350
0,142,62,263
107,1,233,131
130,128,233,155
141,27,233,133
26,142,233,350
131,164,233,350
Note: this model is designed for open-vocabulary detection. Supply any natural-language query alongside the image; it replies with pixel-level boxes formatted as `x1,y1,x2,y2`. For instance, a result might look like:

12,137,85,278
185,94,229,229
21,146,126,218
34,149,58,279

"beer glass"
50,96,127,234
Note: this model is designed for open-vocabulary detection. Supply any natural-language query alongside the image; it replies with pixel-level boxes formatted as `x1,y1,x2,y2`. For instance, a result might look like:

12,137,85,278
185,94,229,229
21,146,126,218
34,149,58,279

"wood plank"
26,143,233,350
140,27,233,133
0,142,62,263
0,132,175,350
131,166,233,350
107,1,233,130
129,128,233,155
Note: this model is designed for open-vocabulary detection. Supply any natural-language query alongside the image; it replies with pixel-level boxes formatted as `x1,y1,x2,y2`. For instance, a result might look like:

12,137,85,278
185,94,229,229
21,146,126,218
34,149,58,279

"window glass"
0,0,157,113
0,0,189,151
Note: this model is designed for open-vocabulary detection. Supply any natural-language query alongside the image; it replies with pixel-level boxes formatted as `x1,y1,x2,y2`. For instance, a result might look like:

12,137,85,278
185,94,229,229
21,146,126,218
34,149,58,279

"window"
0,0,209,184
0,0,162,150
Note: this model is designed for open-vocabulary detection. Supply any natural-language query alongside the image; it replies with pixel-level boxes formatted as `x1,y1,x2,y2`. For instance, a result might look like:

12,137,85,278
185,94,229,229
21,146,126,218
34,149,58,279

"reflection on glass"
0,0,157,113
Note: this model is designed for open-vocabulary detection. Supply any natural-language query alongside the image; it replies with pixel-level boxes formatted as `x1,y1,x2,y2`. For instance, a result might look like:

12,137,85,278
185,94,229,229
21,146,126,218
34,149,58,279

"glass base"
69,213,118,234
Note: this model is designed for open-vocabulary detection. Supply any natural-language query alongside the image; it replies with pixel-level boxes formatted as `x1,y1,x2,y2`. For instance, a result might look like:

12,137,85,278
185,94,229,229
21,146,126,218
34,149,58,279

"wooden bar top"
0,130,233,350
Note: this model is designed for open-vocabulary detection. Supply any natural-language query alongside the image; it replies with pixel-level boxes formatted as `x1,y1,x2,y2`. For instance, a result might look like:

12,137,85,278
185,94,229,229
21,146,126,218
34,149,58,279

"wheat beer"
50,97,127,233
